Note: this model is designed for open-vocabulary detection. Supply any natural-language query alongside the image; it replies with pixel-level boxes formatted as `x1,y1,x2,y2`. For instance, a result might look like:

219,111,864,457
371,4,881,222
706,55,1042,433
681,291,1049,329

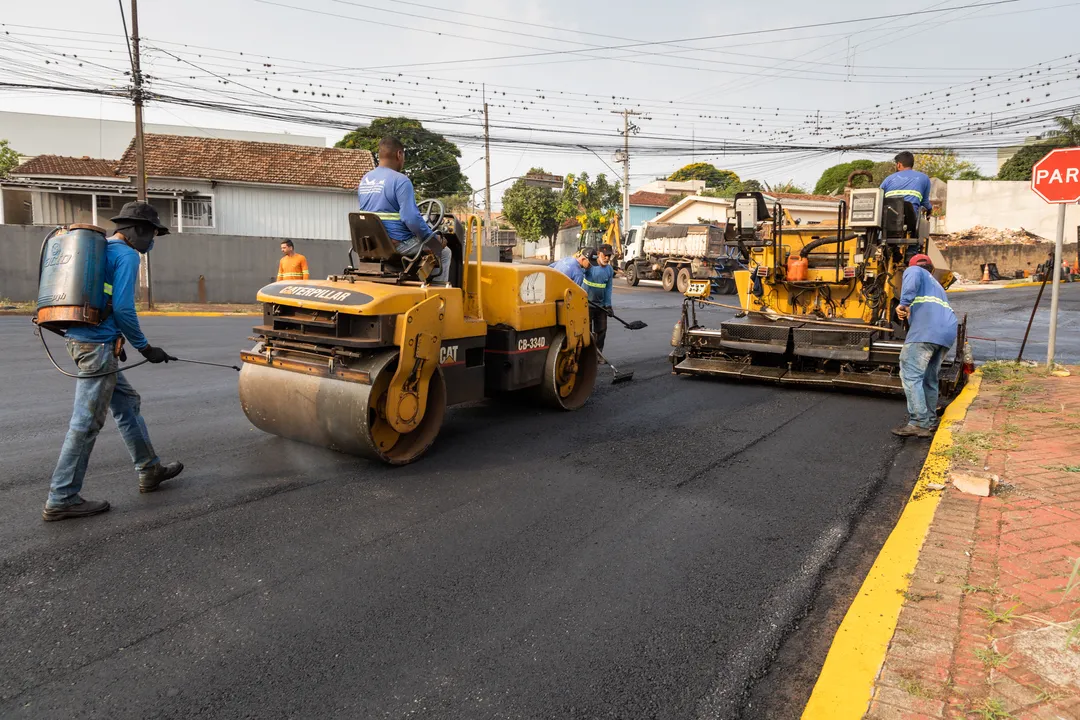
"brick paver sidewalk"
868,366,1080,719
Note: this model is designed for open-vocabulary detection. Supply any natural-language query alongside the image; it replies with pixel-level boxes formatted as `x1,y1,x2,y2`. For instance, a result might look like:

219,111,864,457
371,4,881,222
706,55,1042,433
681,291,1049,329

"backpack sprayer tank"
35,224,109,331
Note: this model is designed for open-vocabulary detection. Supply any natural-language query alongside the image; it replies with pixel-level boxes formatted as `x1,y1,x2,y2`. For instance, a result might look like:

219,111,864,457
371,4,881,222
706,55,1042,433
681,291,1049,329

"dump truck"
622,222,743,294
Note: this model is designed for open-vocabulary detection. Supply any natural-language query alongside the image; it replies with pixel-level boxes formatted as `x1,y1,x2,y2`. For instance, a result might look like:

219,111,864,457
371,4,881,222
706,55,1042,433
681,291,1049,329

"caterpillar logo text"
440,345,459,365
280,286,353,302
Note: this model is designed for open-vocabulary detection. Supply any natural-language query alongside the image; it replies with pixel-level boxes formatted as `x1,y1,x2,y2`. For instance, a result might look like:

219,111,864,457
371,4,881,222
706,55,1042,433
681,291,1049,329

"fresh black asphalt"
1,283,1076,719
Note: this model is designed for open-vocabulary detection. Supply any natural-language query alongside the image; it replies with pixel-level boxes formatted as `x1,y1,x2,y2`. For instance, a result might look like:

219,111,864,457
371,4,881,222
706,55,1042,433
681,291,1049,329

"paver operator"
549,249,592,287
892,253,958,439
880,151,933,220
357,136,452,284
277,239,309,281
44,201,184,522
583,243,616,353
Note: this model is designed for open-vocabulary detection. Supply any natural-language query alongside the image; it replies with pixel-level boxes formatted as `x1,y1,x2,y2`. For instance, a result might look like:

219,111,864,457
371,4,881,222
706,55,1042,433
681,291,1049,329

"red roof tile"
115,134,375,190
12,155,119,178
629,190,681,207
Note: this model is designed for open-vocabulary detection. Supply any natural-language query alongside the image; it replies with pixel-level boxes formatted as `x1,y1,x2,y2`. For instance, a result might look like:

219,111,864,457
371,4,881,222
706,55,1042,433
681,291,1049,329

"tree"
554,171,621,259
1045,111,1080,146
913,149,984,181
699,178,764,198
336,117,471,197
0,139,20,178
813,159,875,195
767,180,807,194
500,168,562,259
996,143,1057,181
668,162,740,190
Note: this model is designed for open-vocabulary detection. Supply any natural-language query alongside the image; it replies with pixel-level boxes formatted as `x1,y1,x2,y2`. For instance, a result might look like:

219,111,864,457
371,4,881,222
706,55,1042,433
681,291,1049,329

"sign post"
1030,147,1080,367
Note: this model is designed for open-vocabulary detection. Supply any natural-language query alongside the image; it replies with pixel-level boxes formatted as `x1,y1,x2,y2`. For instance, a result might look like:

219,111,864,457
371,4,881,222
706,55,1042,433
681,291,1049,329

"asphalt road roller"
239,203,596,465
670,186,969,397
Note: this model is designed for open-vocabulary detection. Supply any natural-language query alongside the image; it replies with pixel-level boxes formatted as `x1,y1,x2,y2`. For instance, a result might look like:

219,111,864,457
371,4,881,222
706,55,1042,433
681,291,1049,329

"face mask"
120,224,157,253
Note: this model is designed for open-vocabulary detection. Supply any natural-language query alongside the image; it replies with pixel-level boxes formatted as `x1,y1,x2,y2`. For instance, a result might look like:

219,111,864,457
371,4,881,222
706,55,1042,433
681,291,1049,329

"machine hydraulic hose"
797,233,859,258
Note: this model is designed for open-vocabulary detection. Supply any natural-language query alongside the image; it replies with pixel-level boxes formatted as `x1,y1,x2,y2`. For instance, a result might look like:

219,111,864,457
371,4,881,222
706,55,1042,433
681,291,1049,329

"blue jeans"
397,236,452,283
47,341,159,508
899,342,949,429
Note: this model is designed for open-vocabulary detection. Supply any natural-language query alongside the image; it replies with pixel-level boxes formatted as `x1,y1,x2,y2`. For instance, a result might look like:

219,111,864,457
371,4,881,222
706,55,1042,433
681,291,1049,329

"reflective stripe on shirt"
583,279,607,288
885,189,923,202
911,295,952,310
373,212,401,220
103,283,113,296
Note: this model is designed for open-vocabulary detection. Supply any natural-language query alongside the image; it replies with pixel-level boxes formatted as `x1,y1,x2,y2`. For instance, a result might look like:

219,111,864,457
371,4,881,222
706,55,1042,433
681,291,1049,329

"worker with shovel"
584,243,616,353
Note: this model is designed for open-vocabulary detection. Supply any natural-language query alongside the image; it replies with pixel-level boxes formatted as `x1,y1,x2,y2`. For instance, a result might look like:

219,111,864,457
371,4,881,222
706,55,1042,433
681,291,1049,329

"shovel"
589,302,647,331
593,335,634,384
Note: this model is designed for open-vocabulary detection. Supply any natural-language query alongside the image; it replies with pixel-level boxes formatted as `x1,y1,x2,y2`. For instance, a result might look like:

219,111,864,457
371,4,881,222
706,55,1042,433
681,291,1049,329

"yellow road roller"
238,204,596,465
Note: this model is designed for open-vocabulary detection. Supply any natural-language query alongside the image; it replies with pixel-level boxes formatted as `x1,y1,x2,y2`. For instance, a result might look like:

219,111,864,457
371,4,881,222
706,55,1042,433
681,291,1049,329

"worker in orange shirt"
277,239,309,281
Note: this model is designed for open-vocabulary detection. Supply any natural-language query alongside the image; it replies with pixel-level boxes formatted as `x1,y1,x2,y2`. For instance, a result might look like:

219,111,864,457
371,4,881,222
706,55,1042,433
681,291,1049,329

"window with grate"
181,195,214,228
95,195,114,210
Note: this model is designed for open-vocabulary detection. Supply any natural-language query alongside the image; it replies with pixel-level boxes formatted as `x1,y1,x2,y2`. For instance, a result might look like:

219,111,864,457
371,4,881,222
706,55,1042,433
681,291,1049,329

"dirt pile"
937,225,1048,247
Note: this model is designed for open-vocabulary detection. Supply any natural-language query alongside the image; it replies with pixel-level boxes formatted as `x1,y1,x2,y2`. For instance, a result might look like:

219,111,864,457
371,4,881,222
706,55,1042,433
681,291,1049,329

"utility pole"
1047,203,1066,367
483,85,492,249
125,0,153,308
612,108,642,235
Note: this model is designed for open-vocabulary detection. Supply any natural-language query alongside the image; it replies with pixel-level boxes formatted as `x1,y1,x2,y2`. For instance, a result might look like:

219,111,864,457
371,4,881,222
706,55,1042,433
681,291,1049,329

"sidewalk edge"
801,373,983,720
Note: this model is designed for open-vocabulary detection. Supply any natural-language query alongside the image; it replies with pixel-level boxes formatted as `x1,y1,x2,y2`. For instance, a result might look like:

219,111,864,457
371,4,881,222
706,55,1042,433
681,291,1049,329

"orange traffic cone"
981,264,990,283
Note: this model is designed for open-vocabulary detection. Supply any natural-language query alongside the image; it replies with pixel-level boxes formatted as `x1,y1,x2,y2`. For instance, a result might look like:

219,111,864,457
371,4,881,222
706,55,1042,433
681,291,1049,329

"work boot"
138,461,184,493
42,498,110,522
891,424,934,439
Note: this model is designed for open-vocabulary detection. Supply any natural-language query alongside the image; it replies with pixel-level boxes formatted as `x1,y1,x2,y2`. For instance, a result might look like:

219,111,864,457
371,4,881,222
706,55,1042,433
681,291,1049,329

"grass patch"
941,431,994,463
979,604,1019,626
962,583,1001,596
1044,464,1080,473
899,589,943,602
980,361,1036,383
974,647,1010,669
1027,404,1059,414
972,698,1014,720
898,678,936,699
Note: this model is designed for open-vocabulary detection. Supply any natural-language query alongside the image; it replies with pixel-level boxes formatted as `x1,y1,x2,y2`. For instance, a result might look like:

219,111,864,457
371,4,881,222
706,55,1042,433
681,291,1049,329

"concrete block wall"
1,225,499,304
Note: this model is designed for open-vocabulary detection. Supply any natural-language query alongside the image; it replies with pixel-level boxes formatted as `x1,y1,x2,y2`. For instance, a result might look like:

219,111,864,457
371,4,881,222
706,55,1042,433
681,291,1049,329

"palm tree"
1045,112,1080,146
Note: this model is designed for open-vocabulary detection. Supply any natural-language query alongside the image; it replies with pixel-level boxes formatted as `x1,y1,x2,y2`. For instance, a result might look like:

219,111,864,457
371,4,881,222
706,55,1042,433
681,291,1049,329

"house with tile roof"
628,190,683,227
651,191,843,227
0,134,375,241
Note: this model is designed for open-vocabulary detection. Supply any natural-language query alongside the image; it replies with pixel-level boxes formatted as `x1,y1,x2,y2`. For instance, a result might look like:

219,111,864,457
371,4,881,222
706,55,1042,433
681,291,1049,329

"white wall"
946,180,1080,240
0,111,325,159
214,184,357,240
656,197,839,226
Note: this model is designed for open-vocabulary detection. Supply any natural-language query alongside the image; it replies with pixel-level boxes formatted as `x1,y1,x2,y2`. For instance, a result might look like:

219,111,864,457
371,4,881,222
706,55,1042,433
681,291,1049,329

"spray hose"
37,326,239,379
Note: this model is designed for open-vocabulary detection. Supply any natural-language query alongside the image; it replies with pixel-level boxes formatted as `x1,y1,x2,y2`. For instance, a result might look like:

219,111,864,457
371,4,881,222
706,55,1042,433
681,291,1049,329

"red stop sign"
1031,147,1080,204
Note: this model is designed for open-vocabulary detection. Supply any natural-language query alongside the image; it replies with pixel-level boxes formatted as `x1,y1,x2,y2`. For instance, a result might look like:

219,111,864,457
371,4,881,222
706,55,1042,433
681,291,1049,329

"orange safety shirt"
277,253,309,281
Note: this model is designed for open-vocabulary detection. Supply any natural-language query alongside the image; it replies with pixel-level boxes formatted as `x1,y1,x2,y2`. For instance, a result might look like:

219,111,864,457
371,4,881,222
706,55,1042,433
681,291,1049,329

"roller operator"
357,135,452,284
880,151,933,219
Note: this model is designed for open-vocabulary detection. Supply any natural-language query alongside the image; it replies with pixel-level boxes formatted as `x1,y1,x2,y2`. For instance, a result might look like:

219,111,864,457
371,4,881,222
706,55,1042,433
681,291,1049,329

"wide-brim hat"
111,201,170,235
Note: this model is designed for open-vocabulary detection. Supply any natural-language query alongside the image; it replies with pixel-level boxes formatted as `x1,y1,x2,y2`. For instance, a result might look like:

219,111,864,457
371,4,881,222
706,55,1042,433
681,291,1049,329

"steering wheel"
417,199,445,229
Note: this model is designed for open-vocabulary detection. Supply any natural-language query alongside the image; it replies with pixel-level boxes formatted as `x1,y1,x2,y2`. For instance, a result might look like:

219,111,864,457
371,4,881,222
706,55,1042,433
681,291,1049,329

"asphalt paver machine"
670,188,969,397
239,202,597,465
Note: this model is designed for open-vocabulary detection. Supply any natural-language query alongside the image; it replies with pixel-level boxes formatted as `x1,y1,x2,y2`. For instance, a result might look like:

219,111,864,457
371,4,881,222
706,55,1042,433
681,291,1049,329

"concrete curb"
801,372,983,720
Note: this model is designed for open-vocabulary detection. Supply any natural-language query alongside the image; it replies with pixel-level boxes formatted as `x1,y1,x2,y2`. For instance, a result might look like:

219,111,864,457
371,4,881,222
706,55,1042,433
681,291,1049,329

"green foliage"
997,142,1058,181
335,117,470,197
768,180,807,194
668,162,739,190
435,192,473,216
556,171,621,231
813,159,876,195
1046,111,1080,146
913,149,984,181
0,139,20,178
699,178,765,199
500,167,562,256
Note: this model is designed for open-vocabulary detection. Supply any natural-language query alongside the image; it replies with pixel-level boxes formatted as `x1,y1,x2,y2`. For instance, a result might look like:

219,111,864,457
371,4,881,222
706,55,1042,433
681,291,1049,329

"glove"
139,345,176,364
605,306,614,317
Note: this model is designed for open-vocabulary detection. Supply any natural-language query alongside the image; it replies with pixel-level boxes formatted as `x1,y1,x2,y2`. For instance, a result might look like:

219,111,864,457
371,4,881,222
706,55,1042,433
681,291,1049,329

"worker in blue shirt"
45,202,184,522
357,136,452,284
892,253,958,439
549,250,592,287
583,243,616,352
880,151,933,222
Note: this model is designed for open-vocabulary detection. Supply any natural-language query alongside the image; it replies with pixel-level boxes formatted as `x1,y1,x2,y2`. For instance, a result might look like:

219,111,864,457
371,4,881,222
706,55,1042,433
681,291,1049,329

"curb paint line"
800,372,982,720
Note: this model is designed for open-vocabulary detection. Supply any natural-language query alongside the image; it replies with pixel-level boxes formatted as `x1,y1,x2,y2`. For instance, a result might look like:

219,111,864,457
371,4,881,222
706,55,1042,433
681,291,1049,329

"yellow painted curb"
948,280,1066,293
801,372,982,720
139,311,260,317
